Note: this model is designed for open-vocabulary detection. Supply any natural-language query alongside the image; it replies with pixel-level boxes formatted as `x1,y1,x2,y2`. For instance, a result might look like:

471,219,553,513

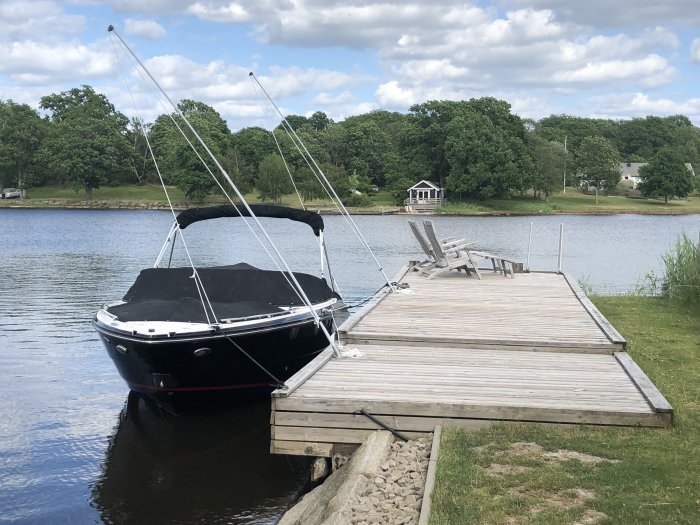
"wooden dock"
271,268,673,457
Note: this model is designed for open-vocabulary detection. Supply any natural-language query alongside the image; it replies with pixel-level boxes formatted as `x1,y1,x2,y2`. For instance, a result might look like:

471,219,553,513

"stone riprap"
349,436,432,525
277,431,433,525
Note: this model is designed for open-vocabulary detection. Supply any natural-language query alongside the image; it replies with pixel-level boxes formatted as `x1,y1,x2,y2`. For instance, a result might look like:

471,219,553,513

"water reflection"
92,393,310,525
1,208,698,523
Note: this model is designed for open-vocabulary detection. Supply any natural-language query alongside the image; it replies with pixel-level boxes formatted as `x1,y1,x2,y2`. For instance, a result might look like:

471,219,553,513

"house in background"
405,180,445,212
620,162,696,188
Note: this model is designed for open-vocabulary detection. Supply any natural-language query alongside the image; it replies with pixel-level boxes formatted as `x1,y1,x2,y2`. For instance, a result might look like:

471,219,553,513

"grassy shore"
430,296,700,524
438,192,700,215
0,184,397,211
1,184,698,215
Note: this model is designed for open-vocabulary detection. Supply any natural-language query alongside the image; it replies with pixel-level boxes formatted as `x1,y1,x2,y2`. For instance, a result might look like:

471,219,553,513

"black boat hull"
95,317,334,410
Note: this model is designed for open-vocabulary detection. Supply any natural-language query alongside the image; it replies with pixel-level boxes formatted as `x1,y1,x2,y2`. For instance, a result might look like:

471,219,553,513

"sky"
1,0,699,130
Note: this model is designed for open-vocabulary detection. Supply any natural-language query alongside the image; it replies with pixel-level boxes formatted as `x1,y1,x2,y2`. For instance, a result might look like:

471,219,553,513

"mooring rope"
108,25,340,355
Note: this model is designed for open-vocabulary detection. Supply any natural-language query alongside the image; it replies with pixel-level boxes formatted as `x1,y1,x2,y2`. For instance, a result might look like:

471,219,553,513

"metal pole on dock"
526,222,533,271
557,223,564,273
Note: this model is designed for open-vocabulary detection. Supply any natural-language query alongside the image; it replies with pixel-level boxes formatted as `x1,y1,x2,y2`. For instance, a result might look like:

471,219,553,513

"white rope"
109,26,340,354
271,128,305,209
111,31,303,324
110,32,215,325
249,73,393,290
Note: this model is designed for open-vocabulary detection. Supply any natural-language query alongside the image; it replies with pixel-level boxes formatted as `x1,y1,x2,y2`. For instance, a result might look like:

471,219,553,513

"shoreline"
2,199,699,216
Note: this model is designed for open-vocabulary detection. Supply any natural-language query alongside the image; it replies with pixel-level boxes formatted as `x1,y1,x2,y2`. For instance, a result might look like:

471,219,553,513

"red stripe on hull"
128,381,274,393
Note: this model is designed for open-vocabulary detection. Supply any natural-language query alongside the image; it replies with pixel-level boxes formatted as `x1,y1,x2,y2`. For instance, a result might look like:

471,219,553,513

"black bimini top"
176,204,324,236
105,263,339,324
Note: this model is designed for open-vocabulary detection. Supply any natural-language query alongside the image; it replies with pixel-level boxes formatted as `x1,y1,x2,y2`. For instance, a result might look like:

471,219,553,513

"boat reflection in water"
92,392,310,524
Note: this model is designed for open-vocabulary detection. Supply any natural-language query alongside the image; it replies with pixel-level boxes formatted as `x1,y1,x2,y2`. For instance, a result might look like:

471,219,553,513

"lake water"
0,208,697,524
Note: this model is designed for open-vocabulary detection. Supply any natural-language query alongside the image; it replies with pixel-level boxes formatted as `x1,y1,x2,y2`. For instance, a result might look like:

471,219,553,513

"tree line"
1,85,698,204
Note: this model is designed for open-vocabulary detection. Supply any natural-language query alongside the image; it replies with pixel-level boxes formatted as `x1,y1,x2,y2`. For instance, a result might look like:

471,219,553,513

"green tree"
535,115,618,164
127,117,154,184
616,115,690,160
409,100,469,188
638,148,694,203
149,99,230,201
38,85,132,198
317,124,347,167
279,114,309,131
221,146,254,194
575,136,621,203
339,116,390,185
256,154,291,203
0,100,48,192
671,125,700,172
529,135,567,201
231,127,276,173
444,112,521,199
309,111,333,131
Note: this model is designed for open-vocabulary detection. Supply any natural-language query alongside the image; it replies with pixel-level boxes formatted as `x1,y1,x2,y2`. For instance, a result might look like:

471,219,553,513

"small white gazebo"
405,180,445,211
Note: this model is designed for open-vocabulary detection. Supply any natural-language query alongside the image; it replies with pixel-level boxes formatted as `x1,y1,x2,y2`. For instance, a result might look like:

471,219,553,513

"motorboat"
97,27,394,411
92,204,340,408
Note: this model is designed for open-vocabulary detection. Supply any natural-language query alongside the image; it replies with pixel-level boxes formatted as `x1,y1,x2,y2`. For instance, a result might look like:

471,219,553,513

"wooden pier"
271,268,673,457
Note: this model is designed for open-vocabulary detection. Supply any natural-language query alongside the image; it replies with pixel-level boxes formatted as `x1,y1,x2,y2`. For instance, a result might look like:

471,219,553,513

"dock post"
526,221,533,271
557,223,564,273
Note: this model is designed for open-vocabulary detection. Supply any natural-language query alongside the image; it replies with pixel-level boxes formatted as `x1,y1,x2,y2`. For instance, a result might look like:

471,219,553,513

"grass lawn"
430,296,700,524
6,185,698,215
20,183,191,203
6,184,399,211
438,191,700,215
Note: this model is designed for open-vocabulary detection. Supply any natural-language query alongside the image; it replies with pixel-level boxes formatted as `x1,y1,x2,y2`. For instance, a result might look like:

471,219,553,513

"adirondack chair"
409,220,476,275
408,219,436,271
423,220,515,279
421,220,482,279
469,249,515,278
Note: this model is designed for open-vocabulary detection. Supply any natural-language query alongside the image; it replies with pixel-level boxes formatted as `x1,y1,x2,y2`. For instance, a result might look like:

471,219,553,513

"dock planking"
341,270,620,353
271,270,673,457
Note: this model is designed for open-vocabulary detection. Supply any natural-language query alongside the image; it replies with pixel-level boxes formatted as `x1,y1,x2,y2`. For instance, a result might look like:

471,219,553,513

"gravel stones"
348,436,432,525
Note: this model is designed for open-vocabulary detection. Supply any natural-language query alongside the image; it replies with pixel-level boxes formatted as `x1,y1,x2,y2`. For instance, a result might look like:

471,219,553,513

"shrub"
663,233,700,303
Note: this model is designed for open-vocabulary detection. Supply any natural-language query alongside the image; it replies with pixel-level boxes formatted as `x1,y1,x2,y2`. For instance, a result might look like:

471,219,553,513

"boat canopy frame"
176,204,324,236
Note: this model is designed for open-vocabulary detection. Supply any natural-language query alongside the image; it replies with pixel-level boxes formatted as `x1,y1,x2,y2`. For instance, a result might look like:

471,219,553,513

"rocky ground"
348,436,432,525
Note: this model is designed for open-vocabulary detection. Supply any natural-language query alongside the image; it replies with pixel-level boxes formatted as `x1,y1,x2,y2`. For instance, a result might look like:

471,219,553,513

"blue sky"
1,1,698,130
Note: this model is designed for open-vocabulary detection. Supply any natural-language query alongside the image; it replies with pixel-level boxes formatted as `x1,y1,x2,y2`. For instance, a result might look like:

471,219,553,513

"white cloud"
124,19,166,40
312,91,354,105
258,66,361,99
375,80,420,108
550,55,674,86
500,0,700,27
186,2,252,22
0,40,115,82
109,0,195,13
692,38,700,63
2,0,698,129
0,1,85,41
369,6,683,106
587,92,700,121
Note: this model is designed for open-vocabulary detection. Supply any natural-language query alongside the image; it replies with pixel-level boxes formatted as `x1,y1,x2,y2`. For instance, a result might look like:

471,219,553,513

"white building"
405,180,445,211
621,162,696,188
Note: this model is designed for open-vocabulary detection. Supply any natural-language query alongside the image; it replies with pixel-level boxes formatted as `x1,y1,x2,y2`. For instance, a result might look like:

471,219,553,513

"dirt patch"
484,463,533,477
573,508,608,524
483,442,615,524
529,487,596,514
498,442,545,457
542,450,620,464
496,442,619,465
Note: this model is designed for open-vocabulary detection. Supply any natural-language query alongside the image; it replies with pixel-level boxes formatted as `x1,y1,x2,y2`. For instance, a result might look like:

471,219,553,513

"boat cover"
106,263,339,323
176,204,324,236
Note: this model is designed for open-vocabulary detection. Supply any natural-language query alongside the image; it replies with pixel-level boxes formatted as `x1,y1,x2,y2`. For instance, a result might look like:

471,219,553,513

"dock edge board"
562,272,627,348
614,351,673,416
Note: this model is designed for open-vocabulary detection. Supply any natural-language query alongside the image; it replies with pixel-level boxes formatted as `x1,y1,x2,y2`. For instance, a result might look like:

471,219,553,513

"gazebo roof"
407,180,442,192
